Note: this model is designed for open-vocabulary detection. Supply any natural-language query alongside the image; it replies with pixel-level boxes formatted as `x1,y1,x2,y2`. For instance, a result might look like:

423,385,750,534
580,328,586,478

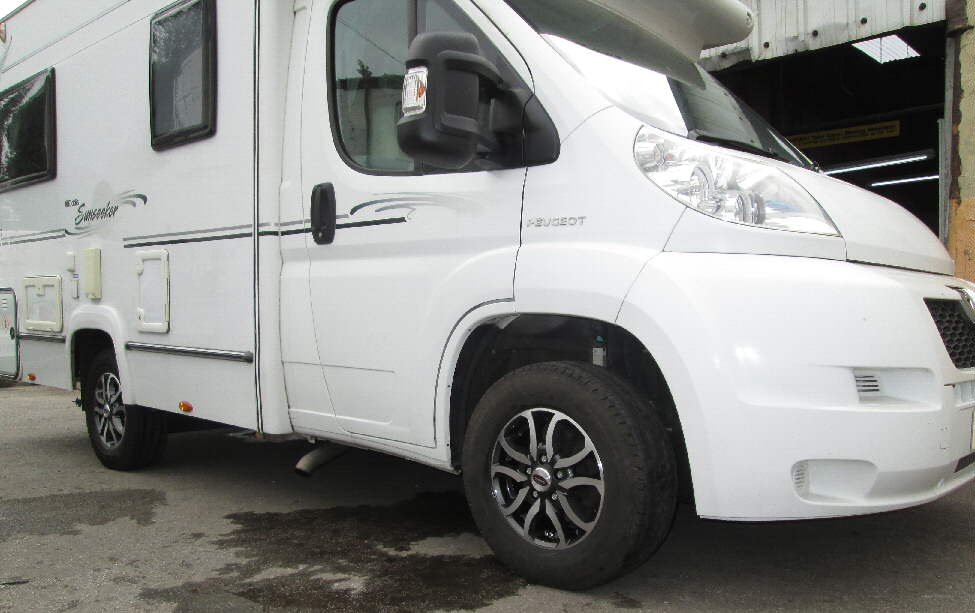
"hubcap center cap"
530,467,554,492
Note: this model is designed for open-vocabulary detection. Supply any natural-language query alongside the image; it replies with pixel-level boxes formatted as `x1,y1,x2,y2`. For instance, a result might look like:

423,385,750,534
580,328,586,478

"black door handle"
310,183,336,245
8,327,13,340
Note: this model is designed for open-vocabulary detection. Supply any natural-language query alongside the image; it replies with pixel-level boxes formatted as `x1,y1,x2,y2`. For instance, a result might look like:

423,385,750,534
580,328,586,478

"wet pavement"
1,383,972,612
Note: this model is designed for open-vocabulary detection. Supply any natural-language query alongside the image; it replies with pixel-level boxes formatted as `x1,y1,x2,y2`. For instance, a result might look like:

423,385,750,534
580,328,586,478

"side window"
150,0,217,151
332,0,413,172
0,69,56,194
331,0,519,174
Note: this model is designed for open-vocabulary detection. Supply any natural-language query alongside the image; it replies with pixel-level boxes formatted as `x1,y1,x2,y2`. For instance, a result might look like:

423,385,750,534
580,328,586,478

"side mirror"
396,32,503,170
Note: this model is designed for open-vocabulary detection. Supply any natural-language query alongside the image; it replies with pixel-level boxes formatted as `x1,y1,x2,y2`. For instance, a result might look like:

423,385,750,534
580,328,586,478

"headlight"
634,125,839,236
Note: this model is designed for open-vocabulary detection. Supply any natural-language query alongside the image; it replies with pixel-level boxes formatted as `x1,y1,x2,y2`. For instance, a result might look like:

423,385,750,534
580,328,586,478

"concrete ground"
0,384,972,613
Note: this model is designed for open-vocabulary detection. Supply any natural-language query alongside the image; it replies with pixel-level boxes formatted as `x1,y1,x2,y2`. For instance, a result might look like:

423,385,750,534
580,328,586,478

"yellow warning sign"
788,121,901,150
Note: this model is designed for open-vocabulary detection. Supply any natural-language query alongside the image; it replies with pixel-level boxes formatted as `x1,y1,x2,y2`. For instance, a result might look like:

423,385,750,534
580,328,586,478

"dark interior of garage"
712,23,947,233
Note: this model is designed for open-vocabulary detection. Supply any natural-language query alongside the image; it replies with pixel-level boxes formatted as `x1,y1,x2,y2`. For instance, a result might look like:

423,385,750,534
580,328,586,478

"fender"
615,269,721,515
67,305,131,403
433,298,516,459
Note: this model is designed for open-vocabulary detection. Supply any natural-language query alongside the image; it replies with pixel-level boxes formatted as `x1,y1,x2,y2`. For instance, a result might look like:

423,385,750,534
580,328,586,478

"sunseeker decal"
65,191,149,236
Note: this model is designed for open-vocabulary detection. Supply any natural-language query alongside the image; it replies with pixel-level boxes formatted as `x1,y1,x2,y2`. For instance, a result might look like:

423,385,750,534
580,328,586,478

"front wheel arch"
447,314,693,502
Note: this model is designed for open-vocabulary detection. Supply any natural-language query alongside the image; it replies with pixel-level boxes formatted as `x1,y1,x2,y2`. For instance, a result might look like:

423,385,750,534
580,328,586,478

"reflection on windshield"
671,73,811,167
507,0,814,169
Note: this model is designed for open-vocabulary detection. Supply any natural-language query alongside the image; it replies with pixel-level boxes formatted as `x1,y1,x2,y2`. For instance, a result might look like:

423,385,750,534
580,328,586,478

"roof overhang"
589,0,755,60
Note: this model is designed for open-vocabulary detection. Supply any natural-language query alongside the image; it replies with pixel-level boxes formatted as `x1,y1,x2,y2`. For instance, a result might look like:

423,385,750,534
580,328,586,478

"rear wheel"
83,349,167,470
462,361,677,589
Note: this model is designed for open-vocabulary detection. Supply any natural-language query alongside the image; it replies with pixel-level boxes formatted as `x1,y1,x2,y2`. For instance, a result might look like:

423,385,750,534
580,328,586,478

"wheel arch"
68,306,130,402
442,312,694,503
71,329,115,385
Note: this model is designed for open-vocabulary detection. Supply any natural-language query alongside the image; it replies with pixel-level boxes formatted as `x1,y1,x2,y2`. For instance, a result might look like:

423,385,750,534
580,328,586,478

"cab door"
0,289,18,379
297,0,532,446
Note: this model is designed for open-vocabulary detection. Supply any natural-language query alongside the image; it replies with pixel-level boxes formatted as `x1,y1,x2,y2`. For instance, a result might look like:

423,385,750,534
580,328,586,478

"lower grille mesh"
925,299,975,369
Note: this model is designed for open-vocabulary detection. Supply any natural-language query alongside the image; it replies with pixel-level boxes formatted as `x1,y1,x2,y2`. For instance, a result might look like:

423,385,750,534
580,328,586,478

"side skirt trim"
125,342,254,363
19,333,66,343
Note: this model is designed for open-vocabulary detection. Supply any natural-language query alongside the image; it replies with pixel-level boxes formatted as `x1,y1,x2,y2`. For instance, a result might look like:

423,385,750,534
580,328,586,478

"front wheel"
83,349,167,470
462,361,677,589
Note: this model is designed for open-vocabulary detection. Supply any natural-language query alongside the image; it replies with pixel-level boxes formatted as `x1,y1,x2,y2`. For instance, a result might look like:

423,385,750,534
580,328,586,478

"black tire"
83,349,167,470
462,361,677,589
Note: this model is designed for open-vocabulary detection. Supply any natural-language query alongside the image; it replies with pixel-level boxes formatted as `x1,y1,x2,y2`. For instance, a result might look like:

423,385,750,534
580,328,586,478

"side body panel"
0,0,269,430
290,0,528,448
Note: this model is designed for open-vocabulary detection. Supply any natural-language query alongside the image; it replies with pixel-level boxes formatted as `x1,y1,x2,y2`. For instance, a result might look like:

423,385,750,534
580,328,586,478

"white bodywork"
588,0,756,60
0,0,972,522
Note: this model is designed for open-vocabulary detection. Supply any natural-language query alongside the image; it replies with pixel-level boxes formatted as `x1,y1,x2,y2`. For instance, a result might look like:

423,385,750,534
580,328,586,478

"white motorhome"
0,0,972,588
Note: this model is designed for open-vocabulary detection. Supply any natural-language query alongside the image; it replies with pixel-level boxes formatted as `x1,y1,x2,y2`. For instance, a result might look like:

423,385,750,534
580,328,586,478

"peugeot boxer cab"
0,0,972,590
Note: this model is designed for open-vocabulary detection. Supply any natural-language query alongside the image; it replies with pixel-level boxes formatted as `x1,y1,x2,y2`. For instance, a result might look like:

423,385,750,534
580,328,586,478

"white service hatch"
0,289,18,378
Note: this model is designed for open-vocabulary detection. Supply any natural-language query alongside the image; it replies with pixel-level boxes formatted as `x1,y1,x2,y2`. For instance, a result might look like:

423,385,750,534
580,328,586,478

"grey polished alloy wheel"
463,361,678,590
83,349,167,471
491,408,605,549
92,372,126,449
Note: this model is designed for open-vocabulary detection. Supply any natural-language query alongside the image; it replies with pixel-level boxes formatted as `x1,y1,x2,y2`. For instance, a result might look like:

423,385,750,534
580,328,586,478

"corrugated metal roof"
701,0,946,70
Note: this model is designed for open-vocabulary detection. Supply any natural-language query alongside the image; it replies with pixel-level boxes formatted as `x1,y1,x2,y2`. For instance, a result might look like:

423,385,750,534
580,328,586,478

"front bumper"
618,253,975,520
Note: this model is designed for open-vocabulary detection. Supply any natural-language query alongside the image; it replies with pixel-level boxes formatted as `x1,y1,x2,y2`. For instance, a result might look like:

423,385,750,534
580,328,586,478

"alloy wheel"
92,372,125,449
490,408,605,549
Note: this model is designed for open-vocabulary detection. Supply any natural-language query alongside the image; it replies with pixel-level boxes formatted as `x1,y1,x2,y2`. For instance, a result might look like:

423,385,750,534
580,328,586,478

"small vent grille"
955,380,975,407
0,297,7,310
925,299,975,369
792,461,809,494
855,375,881,395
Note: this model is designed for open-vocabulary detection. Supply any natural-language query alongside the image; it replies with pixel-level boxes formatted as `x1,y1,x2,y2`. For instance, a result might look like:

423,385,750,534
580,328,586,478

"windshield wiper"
690,133,798,166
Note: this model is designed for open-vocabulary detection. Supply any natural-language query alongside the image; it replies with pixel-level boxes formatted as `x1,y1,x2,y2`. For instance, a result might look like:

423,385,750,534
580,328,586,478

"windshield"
504,0,815,169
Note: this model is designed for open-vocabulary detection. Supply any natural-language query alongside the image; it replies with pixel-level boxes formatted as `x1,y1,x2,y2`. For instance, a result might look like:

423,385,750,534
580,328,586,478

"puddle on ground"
0,489,165,541
141,492,524,612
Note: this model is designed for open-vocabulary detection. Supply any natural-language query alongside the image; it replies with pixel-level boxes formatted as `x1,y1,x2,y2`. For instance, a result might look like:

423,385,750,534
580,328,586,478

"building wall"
702,0,945,71
948,0,975,279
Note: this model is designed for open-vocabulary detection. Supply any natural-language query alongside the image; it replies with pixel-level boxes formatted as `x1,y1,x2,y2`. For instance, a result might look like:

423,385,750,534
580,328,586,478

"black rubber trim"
336,218,407,229
268,228,311,237
957,451,975,473
124,232,251,249
122,217,407,248
0,232,66,246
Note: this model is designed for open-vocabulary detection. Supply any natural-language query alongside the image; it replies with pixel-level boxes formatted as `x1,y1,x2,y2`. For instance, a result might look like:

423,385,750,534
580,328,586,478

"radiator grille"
925,299,975,369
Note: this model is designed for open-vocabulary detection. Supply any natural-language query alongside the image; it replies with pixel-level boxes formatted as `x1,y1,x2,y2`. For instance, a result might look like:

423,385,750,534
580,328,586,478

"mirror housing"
397,32,503,170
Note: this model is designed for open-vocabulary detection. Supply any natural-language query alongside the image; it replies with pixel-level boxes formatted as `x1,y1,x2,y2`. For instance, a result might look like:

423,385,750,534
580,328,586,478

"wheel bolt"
540,456,548,463
532,491,539,498
556,470,564,479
